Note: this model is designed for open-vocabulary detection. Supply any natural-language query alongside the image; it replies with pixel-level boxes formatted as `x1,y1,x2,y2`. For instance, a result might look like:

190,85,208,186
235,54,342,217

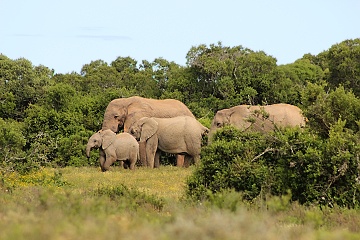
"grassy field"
1,166,360,240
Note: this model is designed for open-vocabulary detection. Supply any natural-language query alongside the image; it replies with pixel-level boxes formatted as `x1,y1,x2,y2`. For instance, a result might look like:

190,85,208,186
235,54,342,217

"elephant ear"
224,113,231,125
140,118,158,142
230,109,251,130
101,129,116,150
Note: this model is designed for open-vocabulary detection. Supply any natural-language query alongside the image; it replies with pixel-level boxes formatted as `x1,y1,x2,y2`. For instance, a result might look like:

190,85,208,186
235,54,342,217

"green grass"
1,166,360,240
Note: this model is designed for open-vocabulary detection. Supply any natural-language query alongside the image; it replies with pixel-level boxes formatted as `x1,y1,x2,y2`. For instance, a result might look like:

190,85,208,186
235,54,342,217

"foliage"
0,118,27,173
185,42,280,108
302,83,360,136
186,124,360,208
186,126,270,201
326,39,360,96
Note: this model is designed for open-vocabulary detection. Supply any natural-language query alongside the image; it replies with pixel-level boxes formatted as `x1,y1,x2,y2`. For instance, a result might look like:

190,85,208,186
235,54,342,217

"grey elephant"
101,96,195,166
129,116,209,168
86,129,139,172
209,103,306,141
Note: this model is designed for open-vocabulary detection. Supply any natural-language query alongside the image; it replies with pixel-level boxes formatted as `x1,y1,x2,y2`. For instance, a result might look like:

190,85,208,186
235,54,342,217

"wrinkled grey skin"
209,103,306,142
129,116,209,168
101,96,195,166
86,130,139,172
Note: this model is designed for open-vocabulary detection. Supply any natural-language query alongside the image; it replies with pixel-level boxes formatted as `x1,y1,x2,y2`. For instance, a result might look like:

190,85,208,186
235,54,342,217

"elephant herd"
86,96,306,172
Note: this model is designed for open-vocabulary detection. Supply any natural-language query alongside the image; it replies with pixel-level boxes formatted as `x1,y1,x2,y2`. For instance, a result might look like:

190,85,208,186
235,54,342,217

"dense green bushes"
186,122,360,207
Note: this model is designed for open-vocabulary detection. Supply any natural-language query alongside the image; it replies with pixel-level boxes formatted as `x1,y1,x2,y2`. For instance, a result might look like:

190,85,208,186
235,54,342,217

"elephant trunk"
138,141,147,167
86,145,92,158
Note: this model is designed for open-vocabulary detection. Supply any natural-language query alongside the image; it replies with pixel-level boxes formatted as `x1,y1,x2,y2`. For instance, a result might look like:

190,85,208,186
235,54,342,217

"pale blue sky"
1,0,359,74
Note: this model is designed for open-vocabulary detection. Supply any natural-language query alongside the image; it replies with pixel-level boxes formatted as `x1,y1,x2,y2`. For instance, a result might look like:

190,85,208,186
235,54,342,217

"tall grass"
1,166,360,239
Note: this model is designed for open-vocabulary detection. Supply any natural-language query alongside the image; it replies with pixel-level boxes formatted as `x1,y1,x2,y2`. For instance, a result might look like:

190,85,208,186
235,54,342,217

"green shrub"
186,126,269,201
186,124,360,208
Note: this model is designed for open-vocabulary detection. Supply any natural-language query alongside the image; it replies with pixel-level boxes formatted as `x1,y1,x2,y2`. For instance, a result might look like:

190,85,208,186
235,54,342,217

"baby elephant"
129,116,209,168
86,129,139,172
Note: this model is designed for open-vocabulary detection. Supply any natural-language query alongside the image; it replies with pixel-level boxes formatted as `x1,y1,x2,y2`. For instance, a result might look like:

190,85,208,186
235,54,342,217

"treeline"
1,39,360,174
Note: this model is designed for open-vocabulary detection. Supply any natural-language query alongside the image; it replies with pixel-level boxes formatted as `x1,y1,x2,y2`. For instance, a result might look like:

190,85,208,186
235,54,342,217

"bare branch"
251,147,276,162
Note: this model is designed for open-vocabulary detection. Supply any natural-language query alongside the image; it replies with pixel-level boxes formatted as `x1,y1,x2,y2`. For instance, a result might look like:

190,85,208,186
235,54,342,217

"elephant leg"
146,142,157,168
119,161,124,169
101,156,116,172
154,151,161,168
176,154,185,167
138,141,147,167
184,155,192,168
99,149,106,170
129,159,136,170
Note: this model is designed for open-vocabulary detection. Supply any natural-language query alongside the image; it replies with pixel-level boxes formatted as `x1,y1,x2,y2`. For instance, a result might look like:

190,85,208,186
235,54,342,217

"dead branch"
251,147,276,162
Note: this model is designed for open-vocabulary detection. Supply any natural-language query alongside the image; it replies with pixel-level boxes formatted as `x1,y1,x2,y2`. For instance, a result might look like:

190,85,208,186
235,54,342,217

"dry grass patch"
61,165,193,200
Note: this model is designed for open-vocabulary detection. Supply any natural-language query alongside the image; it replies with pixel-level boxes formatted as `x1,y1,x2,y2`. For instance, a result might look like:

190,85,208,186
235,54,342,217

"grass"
1,166,360,239
60,165,192,199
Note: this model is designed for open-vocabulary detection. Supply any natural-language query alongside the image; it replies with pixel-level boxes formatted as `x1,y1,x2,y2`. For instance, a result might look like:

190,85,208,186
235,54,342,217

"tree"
0,118,26,172
302,84,360,137
274,59,325,105
80,60,122,93
0,55,53,120
186,42,279,111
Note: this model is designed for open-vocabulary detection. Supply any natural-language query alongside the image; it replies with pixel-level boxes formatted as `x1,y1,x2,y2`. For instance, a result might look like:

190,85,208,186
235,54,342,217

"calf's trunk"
86,145,92,158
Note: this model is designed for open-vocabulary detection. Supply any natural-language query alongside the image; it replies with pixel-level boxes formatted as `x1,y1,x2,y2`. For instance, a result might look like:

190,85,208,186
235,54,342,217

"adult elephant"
129,116,209,168
209,103,306,141
101,96,195,166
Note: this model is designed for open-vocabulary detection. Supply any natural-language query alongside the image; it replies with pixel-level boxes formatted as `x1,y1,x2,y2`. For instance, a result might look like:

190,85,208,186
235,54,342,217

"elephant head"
209,106,253,142
211,110,231,129
86,129,116,157
130,117,158,142
102,105,127,133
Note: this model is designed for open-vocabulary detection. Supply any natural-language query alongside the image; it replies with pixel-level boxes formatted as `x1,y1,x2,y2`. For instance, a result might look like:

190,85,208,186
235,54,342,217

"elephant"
101,96,195,133
209,103,306,141
86,129,139,172
129,116,209,168
101,96,195,166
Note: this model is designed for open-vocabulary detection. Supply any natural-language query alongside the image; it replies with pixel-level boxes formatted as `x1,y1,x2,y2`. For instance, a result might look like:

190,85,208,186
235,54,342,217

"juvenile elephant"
86,130,139,172
209,103,306,141
101,96,195,166
129,116,209,168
